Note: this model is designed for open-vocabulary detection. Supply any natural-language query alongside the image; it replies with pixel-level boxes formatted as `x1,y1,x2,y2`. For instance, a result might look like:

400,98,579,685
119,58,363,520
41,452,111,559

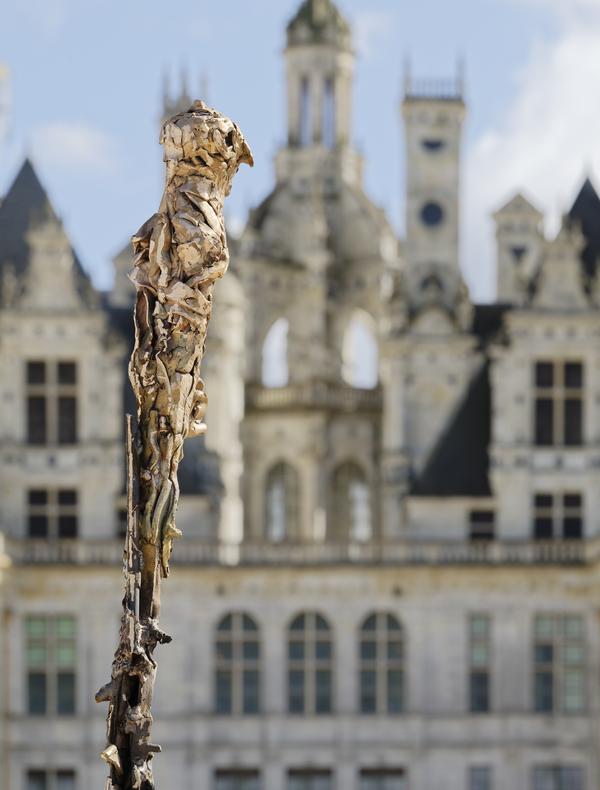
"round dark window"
420,202,444,226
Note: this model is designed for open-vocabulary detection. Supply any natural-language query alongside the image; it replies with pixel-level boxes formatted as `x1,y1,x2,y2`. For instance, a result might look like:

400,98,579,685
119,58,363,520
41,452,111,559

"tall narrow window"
26,615,76,716
26,361,78,445
265,462,298,542
534,615,585,713
469,614,491,713
469,767,492,790
299,76,311,147
27,489,78,539
533,493,583,540
359,769,407,790
330,462,372,542
322,77,335,148
288,612,332,715
215,613,260,715
359,613,404,714
26,770,76,790
534,361,583,447
532,766,583,790
214,769,260,790
261,318,289,388
288,769,332,790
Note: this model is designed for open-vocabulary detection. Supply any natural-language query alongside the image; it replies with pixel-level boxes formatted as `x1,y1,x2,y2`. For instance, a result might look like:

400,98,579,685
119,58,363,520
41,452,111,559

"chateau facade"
1,2,600,789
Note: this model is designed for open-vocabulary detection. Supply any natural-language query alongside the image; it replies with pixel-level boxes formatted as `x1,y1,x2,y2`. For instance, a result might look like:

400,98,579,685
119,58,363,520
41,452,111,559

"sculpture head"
161,100,253,195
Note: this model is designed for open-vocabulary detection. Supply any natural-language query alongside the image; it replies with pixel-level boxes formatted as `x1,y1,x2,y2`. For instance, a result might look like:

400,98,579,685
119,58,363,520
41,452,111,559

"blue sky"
1,0,599,301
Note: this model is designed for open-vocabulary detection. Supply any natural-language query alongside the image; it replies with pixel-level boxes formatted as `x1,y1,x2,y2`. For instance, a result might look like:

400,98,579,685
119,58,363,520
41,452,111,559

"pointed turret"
0,158,94,308
0,159,58,274
569,176,600,283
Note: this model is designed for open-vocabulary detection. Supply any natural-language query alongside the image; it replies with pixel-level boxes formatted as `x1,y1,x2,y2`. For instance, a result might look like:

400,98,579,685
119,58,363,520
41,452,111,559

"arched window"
330,462,372,542
342,311,378,389
215,612,260,715
265,462,298,542
299,76,311,147
359,613,404,714
288,612,333,714
261,318,289,388
323,76,336,148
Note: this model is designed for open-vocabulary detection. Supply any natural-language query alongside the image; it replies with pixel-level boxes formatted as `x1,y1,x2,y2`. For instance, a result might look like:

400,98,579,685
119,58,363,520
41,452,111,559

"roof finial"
403,56,412,97
456,54,465,97
162,67,170,106
199,70,209,104
180,64,189,101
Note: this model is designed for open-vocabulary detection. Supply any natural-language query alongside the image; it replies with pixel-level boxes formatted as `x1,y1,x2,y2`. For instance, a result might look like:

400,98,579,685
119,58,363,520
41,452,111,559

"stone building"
1,1,600,789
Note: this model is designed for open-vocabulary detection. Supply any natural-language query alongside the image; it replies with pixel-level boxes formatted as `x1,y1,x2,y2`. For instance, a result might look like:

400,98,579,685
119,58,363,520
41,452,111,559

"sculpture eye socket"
225,130,235,148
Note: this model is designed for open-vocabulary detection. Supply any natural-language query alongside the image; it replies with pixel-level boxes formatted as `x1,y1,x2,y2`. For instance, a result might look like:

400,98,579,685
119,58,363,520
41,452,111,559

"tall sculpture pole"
96,102,253,789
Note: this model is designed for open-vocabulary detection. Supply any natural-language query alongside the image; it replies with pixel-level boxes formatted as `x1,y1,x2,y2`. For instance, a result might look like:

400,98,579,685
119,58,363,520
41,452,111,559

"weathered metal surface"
96,102,252,789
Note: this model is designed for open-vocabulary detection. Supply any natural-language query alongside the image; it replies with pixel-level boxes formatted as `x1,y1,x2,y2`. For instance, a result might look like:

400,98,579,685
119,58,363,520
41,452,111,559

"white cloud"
31,122,119,175
464,3,600,301
353,10,394,58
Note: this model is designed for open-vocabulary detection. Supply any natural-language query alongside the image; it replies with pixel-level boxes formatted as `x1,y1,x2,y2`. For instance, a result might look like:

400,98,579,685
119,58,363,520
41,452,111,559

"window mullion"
309,630,315,714
379,631,385,715
49,618,56,715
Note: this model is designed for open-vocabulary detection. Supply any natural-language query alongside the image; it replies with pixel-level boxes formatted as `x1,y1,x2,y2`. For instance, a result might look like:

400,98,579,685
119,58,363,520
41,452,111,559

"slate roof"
0,159,87,280
410,304,508,498
569,176,600,281
411,358,492,498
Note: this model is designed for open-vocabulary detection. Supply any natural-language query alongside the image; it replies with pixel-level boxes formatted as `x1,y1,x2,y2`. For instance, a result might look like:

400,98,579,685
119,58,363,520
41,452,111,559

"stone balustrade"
1,533,594,567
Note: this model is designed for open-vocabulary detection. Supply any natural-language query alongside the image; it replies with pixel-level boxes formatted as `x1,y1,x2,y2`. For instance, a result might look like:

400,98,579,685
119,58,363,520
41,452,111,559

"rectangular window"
532,766,583,790
26,360,78,445
288,770,332,790
469,767,492,790
27,490,78,539
469,614,491,713
360,769,407,789
534,361,584,447
27,770,76,790
214,769,260,790
533,494,583,540
26,615,77,716
116,507,128,538
534,615,585,714
469,511,495,542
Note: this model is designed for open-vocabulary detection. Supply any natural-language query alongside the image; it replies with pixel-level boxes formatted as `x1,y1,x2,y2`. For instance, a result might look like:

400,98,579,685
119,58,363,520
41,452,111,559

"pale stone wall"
2,562,599,789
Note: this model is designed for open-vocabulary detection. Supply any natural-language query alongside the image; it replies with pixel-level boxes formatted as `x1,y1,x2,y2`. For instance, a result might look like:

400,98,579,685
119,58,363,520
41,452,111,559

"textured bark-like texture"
96,102,252,790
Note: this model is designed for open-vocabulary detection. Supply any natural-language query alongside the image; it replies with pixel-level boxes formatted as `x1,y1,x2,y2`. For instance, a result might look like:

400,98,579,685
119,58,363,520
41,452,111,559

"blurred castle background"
1,1,600,789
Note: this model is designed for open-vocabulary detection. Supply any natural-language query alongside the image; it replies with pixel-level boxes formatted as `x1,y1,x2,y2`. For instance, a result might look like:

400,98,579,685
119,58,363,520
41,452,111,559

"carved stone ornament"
96,101,252,790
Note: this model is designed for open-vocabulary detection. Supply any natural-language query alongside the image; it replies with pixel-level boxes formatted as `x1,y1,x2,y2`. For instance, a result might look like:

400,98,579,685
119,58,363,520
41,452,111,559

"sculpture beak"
240,140,254,168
